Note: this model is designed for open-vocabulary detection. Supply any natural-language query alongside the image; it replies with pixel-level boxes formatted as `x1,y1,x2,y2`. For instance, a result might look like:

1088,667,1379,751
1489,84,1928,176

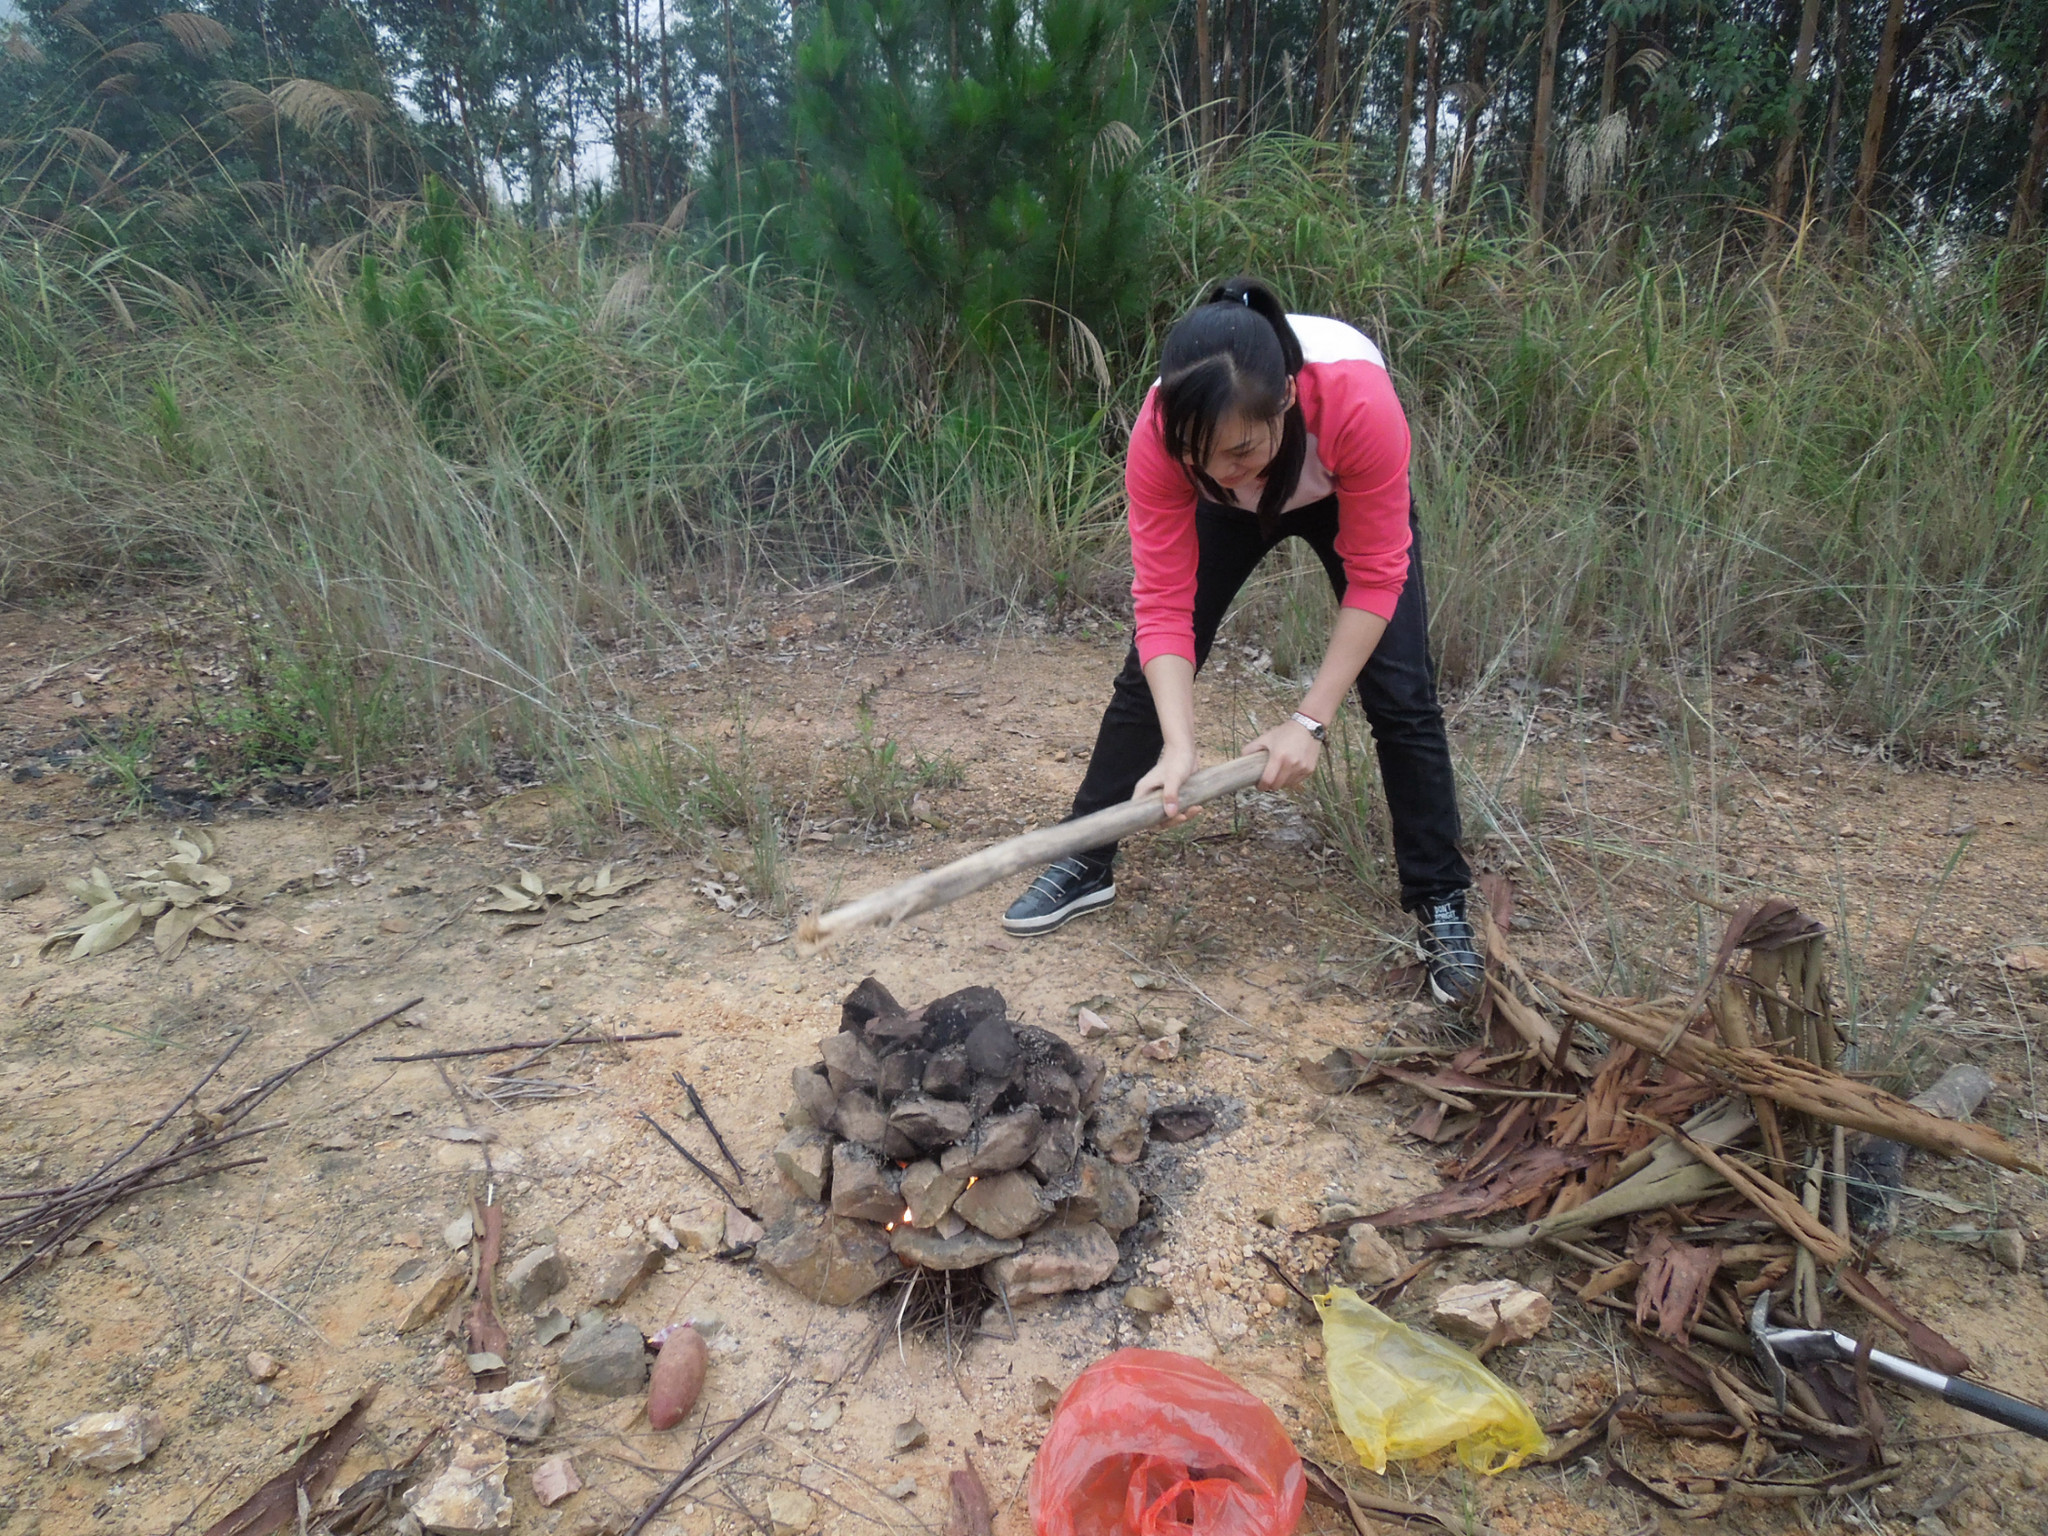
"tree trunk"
1314,0,1342,136
1449,18,1487,212
1848,0,1904,243
1420,0,1442,204
1527,0,1563,245
1395,0,1420,199
1195,0,1213,147
1817,0,1849,215
1599,19,1619,116
1240,0,1256,136
2011,36,2048,242
1768,0,1825,225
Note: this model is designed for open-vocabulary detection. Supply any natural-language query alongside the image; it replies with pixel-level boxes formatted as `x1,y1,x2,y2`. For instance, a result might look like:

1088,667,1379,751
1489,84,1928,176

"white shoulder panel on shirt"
1288,313,1386,369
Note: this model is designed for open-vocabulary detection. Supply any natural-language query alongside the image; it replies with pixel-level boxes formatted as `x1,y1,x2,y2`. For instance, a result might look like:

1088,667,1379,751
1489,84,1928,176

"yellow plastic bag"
1314,1287,1547,1475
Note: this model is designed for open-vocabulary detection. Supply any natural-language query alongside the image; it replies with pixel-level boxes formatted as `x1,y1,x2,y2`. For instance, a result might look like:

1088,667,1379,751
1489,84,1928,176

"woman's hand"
1246,719,1321,791
1134,740,1201,823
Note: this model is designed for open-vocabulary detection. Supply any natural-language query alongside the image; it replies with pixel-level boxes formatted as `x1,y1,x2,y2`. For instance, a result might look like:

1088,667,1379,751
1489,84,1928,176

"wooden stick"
373,1030,682,1062
797,751,1270,952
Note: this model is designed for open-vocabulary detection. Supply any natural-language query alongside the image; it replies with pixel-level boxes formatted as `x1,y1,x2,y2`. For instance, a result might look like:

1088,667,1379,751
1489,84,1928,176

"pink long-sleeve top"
1126,313,1413,668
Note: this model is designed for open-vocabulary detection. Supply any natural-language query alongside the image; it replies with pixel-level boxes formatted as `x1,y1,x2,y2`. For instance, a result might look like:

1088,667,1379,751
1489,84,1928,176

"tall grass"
2,136,2044,786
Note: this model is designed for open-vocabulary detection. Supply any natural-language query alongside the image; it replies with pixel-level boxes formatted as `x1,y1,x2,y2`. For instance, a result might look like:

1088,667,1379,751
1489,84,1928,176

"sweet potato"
647,1324,707,1430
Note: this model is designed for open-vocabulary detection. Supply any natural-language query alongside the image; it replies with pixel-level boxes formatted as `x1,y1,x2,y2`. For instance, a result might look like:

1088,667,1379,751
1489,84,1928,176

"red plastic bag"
1029,1350,1306,1536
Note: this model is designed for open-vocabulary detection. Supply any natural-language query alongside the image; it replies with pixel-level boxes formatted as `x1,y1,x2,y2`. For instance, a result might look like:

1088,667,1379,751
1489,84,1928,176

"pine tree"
790,0,1157,351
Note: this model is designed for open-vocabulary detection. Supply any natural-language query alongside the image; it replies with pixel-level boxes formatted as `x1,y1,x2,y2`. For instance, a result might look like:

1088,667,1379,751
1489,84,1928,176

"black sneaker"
1417,892,1484,1008
1003,856,1116,937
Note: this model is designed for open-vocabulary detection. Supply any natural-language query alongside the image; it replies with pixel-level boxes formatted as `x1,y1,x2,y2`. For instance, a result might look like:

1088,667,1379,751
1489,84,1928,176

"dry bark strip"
798,752,1270,950
201,1387,378,1536
1538,973,2042,1174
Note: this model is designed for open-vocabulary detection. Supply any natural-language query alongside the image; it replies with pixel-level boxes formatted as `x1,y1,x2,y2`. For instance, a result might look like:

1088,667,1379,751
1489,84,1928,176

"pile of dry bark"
1303,879,2039,1515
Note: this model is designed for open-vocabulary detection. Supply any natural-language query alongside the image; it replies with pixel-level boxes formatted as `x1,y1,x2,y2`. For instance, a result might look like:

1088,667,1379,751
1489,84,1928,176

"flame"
901,1207,914,1224
965,1175,979,1188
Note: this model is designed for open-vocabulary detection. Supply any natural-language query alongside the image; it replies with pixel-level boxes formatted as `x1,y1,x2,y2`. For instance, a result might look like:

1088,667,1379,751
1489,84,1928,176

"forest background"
1,0,2044,811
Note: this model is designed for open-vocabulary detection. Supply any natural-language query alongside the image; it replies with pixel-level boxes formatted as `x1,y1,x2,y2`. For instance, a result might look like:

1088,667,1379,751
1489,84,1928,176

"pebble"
1030,1376,1061,1414
1431,1280,1554,1344
531,1454,582,1507
1988,1231,2027,1272
504,1245,567,1312
442,1212,474,1250
245,1351,282,1382
472,1377,554,1441
558,1318,649,1397
54,1405,165,1471
767,1489,817,1536
893,1417,928,1451
809,1398,842,1432
1124,1285,1174,1315
590,1242,661,1305
406,1429,512,1533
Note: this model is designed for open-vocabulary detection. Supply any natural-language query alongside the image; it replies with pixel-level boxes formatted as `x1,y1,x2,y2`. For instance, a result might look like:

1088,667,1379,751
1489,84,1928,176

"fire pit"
756,978,1170,1309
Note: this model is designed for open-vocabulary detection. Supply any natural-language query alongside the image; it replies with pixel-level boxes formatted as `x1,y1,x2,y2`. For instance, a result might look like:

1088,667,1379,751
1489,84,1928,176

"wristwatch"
1290,711,1327,741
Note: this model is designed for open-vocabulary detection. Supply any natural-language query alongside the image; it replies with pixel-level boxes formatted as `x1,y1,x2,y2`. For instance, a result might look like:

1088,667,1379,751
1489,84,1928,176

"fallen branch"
373,1028,681,1063
622,1378,786,1536
1538,972,2042,1175
200,1386,378,1536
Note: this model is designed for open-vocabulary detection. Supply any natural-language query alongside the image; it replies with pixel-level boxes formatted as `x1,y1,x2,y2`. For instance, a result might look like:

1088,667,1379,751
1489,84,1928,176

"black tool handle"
1942,1377,2048,1442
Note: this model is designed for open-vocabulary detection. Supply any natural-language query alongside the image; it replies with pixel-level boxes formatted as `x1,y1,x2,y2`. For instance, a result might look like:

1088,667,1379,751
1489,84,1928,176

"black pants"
1070,494,1471,913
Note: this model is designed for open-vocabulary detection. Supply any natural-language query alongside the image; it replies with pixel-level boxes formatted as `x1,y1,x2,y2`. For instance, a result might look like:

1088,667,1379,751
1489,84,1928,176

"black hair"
1157,276,1306,533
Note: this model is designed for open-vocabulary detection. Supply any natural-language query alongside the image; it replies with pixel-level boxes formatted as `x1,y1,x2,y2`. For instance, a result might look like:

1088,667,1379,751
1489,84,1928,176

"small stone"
1063,1156,1141,1236
888,1095,974,1151
1339,1224,1405,1287
670,1210,726,1252
505,1245,568,1311
1,869,46,901
876,1049,930,1103
774,1129,834,1202
443,1212,475,1250
1029,1376,1062,1414
809,1398,842,1432
466,1353,506,1374
1431,1280,1553,1344
245,1351,282,1382
53,1405,165,1471
768,1488,817,1536
591,1242,661,1305
1138,1015,1186,1041
921,1045,973,1100
724,1205,765,1246
1075,1007,1112,1039
989,1221,1119,1300
406,1429,513,1533
1089,1099,1148,1165
473,1377,554,1441
884,1478,917,1500
893,1417,929,1452
900,1160,968,1228
941,1106,1043,1176
755,1216,898,1307
819,1032,880,1094
829,1090,889,1150
1124,1285,1174,1315
398,1260,468,1333
829,1142,903,1224
953,1170,1049,1240
534,1310,572,1345
1028,1118,1081,1181
1263,1283,1292,1307
1988,1230,2027,1272
1255,1208,1282,1228
1134,1035,1180,1062
890,1224,1021,1270
532,1454,582,1507
1023,1064,1080,1118
646,1216,678,1251
558,1319,649,1397
791,1065,838,1127
964,1016,1020,1077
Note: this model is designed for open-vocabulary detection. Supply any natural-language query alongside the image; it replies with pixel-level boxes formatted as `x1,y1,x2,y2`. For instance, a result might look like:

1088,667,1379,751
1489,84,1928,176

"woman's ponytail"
1160,277,1308,533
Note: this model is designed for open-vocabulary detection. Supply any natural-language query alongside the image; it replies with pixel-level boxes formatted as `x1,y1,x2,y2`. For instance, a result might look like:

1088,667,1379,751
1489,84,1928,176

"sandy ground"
2,588,2046,1536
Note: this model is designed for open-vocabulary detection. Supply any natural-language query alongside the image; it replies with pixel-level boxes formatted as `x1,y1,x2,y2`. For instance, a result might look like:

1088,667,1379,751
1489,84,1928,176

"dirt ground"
3,588,2047,1536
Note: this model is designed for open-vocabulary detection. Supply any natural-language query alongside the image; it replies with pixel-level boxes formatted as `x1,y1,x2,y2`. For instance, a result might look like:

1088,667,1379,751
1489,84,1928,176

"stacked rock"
760,978,1143,1305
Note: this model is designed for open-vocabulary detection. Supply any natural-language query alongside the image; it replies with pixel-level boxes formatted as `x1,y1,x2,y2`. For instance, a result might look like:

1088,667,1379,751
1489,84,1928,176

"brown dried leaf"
200,1386,379,1536
1633,1234,1720,1343
1834,1266,1971,1376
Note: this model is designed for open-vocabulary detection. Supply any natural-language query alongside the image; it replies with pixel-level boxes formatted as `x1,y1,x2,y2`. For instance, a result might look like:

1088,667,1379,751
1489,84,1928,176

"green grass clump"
2,134,2044,795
